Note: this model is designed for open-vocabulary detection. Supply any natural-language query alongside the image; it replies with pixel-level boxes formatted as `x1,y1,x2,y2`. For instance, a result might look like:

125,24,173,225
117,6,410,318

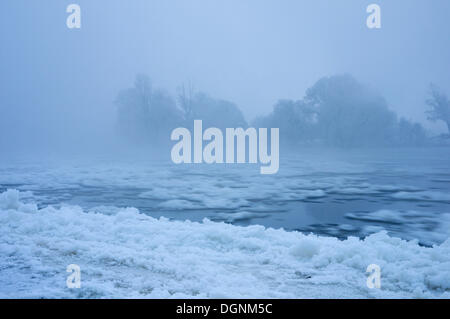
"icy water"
1,147,449,246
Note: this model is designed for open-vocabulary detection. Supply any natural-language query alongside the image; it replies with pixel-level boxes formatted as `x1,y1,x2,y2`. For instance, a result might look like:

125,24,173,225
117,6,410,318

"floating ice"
391,191,450,202
1,189,449,299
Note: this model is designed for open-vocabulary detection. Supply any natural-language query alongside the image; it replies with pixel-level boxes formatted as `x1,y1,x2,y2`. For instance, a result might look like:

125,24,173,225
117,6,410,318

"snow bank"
1,189,449,299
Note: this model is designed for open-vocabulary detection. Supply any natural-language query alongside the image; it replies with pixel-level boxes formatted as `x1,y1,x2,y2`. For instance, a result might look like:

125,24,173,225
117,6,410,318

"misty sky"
1,0,449,151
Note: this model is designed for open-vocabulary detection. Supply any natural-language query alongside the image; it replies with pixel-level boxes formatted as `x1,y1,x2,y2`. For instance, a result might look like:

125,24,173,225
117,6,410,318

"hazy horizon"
1,0,450,152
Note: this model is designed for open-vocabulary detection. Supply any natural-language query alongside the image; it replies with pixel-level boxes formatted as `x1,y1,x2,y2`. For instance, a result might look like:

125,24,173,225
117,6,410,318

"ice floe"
1,189,449,298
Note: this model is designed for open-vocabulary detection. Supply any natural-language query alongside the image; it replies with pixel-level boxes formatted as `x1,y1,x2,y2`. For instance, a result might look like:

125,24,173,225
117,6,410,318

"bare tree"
177,81,195,121
426,84,450,134
134,74,152,107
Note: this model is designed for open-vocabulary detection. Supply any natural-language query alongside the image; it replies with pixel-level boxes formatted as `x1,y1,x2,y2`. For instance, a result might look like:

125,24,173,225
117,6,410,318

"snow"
214,211,269,222
346,209,405,224
346,209,450,246
157,199,200,210
391,191,450,202
1,189,449,299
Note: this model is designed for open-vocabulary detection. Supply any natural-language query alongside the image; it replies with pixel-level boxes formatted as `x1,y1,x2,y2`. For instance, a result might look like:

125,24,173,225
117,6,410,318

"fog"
2,1,450,299
1,0,450,155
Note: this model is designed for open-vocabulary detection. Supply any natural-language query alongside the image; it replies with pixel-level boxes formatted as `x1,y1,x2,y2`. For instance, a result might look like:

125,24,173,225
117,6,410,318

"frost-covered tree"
115,74,183,145
304,74,397,147
115,74,152,143
177,82,195,123
182,92,247,130
253,99,316,146
254,75,428,148
395,118,427,146
426,84,450,134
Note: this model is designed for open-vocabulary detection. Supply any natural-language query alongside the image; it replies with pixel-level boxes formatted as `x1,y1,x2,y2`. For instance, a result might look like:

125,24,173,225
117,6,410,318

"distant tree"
253,99,316,146
115,74,152,143
304,74,397,147
149,90,184,143
395,118,427,146
177,81,195,122
184,92,247,129
115,74,183,145
426,84,450,134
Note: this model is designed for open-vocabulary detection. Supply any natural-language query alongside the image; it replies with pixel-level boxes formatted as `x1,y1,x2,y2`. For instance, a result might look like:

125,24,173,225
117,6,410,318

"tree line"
115,74,450,148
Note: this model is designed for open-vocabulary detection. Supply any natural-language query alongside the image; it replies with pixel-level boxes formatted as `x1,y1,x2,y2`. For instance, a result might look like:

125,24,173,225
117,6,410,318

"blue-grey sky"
1,0,449,150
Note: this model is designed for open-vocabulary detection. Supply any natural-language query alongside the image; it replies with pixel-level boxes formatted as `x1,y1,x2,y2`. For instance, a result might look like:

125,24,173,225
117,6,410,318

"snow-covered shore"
1,189,449,298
